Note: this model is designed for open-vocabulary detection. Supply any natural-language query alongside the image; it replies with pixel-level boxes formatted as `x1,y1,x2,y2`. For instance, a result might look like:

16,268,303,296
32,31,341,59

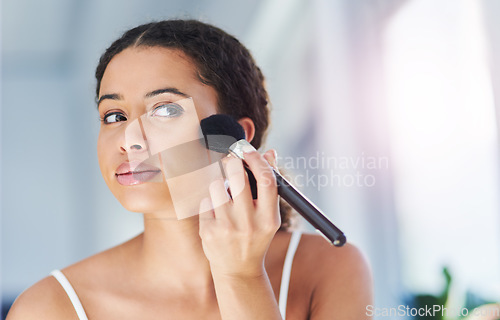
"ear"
237,117,255,143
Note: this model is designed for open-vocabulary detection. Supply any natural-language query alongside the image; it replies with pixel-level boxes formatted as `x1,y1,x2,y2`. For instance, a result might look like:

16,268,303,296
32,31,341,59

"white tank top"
50,230,302,319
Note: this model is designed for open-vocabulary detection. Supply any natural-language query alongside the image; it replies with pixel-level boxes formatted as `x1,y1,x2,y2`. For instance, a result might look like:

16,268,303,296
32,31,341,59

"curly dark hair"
95,19,294,230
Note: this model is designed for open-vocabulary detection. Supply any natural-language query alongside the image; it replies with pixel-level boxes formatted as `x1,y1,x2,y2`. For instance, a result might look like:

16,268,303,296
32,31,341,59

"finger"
208,178,231,218
223,156,253,208
198,197,215,239
199,196,215,219
263,149,278,170
242,151,278,207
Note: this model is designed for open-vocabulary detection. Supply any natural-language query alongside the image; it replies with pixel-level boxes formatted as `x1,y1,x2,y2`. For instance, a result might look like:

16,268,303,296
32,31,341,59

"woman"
7,19,373,319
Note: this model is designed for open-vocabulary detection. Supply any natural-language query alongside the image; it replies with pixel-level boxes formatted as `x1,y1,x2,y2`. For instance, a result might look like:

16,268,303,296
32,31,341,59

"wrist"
210,264,267,281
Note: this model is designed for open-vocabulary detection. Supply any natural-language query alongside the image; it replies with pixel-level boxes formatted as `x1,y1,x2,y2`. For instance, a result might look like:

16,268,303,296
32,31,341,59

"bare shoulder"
298,232,372,277
296,232,374,319
6,274,80,320
7,234,142,320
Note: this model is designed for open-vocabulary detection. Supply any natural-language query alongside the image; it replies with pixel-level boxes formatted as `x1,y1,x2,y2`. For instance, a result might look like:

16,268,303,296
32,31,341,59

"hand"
198,149,280,278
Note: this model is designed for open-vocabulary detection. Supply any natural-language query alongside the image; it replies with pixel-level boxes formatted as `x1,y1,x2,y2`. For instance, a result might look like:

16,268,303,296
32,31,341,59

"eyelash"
100,112,126,124
150,103,185,118
100,103,185,124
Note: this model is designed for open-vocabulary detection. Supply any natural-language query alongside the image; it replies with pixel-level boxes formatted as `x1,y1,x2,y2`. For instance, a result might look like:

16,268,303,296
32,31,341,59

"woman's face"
97,46,220,215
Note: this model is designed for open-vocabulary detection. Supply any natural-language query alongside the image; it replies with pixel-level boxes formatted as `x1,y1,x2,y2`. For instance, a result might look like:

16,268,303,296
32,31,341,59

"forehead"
100,46,200,96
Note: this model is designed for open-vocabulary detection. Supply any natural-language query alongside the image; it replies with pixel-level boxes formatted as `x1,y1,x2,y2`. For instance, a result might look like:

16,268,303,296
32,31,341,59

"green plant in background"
409,267,499,320
411,267,452,320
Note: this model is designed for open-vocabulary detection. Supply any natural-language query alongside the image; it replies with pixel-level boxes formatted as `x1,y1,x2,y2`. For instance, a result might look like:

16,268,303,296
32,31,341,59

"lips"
115,160,162,186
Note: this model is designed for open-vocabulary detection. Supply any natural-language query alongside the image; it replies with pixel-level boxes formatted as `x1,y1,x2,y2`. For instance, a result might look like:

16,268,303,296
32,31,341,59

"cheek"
142,113,203,155
97,131,113,178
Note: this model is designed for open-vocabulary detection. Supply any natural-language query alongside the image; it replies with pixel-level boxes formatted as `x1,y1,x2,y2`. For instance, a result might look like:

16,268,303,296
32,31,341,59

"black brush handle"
273,168,346,247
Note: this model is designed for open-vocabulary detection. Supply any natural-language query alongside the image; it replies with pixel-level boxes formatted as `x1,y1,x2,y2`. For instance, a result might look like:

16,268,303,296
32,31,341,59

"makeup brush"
201,114,346,247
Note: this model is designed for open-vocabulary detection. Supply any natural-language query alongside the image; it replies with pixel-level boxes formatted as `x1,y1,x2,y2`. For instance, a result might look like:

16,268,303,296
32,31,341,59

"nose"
120,118,149,154
124,144,143,151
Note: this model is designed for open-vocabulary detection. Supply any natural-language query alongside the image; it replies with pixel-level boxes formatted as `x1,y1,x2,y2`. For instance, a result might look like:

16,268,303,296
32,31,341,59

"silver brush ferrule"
228,139,257,159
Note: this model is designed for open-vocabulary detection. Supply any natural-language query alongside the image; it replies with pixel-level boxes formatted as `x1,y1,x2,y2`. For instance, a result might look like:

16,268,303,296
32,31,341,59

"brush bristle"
200,114,246,153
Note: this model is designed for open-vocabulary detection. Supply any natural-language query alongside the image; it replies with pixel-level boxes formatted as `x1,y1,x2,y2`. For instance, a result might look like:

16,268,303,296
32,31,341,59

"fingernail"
199,197,212,213
209,178,224,191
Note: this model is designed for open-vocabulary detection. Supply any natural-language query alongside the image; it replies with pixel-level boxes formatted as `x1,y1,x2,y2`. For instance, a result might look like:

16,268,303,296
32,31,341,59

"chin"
113,183,175,216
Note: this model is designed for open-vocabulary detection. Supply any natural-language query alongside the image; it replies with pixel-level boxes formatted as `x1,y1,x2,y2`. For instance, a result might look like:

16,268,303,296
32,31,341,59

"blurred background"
2,0,500,318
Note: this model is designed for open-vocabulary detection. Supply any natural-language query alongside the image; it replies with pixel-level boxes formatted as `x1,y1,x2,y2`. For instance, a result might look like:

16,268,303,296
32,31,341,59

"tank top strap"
50,269,89,320
278,230,302,319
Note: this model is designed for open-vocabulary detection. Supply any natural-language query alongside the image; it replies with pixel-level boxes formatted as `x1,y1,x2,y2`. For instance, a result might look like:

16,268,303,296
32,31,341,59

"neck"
134,212,214,291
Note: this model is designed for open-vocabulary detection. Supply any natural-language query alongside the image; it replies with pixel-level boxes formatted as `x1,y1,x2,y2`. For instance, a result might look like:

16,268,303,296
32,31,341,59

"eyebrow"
97,87,189,107
145,87,189,99
97,93,122,106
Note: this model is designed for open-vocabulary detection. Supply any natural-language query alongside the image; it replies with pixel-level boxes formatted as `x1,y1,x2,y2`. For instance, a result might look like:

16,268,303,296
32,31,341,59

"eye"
102,112,127,124
150,103,185,118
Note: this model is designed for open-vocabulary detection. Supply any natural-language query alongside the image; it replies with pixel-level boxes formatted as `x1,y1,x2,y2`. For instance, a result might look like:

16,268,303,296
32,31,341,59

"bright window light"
384,0,500,300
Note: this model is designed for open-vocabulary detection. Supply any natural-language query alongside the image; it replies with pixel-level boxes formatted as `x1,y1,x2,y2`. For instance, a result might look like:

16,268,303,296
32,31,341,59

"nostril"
130,144,142,150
